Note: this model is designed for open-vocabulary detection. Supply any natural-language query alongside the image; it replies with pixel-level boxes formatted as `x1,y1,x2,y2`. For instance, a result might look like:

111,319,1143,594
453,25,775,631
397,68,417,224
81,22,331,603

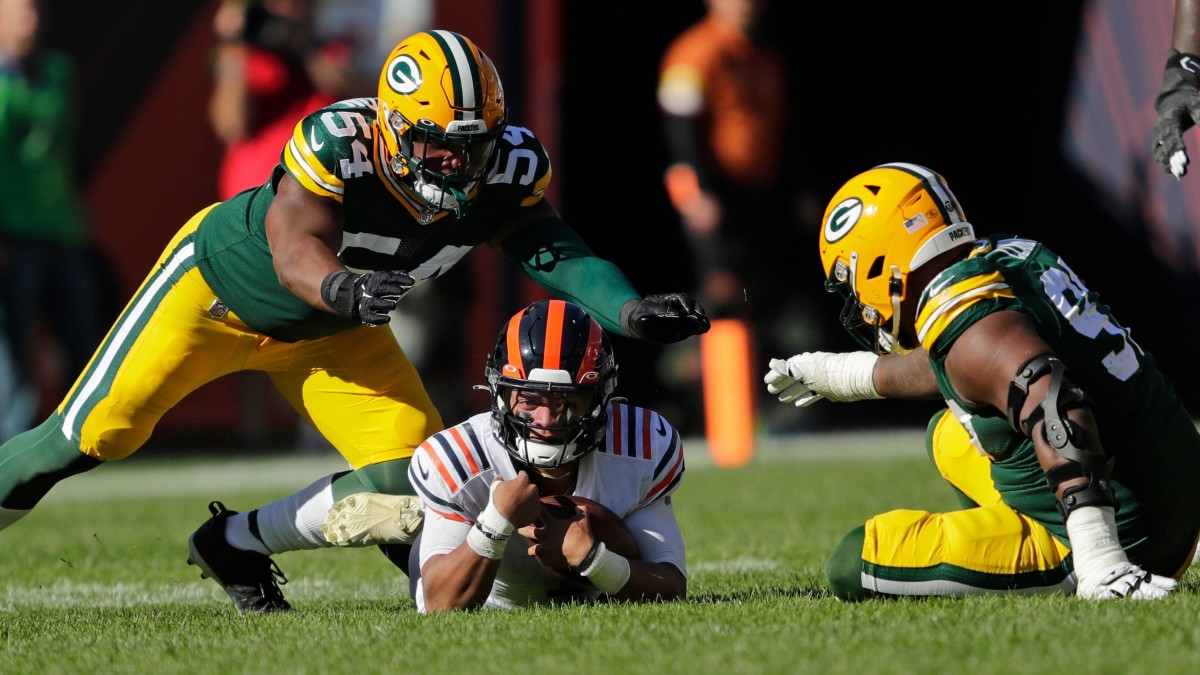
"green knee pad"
330,457,414,501
826,526,874,601
0,413,100,509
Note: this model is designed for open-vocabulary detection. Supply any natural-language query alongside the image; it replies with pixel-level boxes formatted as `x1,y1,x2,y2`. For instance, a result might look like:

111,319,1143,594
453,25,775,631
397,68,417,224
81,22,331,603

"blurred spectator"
655,0,809,439
208,0,371,200
0,304,34,443
312,0,432,86
0,0,111,430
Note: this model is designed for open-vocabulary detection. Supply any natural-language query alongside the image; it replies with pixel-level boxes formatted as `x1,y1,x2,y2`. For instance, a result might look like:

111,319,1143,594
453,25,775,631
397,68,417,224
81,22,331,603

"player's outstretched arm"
494,203,710,342
764,348,939,407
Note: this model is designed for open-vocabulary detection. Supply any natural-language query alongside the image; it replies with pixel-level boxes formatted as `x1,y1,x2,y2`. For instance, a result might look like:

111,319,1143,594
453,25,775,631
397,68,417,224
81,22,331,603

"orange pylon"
700,318,755,467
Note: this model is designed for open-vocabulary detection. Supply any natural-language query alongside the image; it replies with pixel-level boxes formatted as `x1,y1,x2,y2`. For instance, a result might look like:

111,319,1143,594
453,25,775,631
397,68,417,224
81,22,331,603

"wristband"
571,540,603,574
580,542,631,595
1166,48,1200,87
465,484,515,560
1065,505,1127,582
826,352,881,401
321,270,360,319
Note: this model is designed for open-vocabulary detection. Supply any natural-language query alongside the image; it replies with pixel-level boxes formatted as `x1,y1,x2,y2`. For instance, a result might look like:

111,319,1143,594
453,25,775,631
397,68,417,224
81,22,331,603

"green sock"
826,526,874,601
331,457,414,500
0,413,101,510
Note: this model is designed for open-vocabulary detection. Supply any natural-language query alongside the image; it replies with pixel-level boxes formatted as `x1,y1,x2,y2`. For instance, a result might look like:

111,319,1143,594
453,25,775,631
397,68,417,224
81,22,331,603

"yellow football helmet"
376,30,508,218
819,162,975,353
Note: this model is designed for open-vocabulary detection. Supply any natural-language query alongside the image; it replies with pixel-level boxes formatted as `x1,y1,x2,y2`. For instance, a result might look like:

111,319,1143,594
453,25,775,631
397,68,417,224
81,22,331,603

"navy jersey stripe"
653,428,681,479
463,422,491,470
410,469,463,514
431,432,470,483
624,403,637,457
660,471,684,498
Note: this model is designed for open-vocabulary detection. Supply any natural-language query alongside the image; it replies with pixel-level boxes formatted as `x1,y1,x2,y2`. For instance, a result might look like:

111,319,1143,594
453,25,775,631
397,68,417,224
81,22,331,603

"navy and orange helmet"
485,300,618,468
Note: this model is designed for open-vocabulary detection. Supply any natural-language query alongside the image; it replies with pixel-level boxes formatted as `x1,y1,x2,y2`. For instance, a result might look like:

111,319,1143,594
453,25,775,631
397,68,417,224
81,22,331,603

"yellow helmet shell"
376,30,507,163
819,162,974,326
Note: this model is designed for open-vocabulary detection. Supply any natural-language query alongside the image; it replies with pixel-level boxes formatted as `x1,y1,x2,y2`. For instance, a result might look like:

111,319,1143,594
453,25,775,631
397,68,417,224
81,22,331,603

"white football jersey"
408,402,688,611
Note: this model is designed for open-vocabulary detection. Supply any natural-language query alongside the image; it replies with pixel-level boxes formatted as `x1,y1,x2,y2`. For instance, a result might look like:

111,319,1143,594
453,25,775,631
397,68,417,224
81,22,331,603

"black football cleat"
187,500,292,615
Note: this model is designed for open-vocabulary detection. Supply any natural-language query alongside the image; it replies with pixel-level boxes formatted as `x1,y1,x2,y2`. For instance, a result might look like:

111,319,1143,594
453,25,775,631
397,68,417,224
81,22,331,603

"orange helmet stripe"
505,309,525,377
543,300,566,371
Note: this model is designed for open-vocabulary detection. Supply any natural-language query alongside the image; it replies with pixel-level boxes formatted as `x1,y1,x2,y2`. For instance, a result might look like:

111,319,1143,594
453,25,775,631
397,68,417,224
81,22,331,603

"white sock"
0,506,30,531
223,512,273,555
251,474,337,553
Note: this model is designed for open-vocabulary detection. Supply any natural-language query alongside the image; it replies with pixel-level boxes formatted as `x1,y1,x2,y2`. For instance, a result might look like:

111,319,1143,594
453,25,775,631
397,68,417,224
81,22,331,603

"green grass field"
3,429,1200,674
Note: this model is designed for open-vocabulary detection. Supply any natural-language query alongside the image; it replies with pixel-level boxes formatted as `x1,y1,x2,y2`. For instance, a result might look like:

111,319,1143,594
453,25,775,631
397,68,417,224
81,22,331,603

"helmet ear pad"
485,300,618,468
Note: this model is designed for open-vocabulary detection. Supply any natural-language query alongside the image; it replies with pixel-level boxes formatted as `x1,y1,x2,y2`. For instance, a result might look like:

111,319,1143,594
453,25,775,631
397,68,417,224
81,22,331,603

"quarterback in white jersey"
407,300,688,611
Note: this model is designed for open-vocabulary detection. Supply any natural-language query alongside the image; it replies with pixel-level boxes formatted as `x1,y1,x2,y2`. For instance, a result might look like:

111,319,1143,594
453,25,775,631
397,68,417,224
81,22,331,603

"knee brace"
1005,354,1115,519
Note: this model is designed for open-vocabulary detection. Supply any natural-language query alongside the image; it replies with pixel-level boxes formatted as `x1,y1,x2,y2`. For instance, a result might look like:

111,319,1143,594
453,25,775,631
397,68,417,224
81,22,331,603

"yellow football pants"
56,206,443,468
854,410,1073,597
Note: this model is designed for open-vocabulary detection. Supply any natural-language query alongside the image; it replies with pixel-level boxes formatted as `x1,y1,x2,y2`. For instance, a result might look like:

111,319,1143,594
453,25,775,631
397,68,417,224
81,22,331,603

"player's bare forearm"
419,549,503,612
873,348,942,400
1174,0,1200,55
264,175,347,310
609,561,686,603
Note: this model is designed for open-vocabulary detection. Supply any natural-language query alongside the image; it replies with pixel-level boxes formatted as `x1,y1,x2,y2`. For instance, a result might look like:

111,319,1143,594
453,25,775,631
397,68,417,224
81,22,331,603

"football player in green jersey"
765,162,1200,601
0,29,709,614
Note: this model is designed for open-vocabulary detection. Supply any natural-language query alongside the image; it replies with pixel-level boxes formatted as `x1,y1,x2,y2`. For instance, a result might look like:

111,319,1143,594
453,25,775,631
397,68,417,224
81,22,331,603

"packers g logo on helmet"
823,197,863,244
818,162,975,353
385,55,422,94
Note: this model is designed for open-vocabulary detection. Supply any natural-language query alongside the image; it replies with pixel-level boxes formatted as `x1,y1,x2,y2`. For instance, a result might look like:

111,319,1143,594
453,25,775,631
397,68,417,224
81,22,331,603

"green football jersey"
916,235,1200,566
192,98,552,342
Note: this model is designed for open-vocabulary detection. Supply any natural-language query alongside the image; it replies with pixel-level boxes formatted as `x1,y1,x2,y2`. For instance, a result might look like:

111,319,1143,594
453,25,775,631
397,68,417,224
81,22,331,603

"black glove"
620,293,711,344
1153,48,1200,177
321,269,414,325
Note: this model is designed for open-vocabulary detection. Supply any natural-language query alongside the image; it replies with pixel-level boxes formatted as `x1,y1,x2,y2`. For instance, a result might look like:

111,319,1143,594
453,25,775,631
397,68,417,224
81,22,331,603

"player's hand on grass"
1076,562,1178,600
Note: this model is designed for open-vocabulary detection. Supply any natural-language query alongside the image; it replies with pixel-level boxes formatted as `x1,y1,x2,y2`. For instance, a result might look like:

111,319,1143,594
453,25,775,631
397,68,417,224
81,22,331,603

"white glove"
764,352,882,407
1077,564,1178,600
1067,505,1178,600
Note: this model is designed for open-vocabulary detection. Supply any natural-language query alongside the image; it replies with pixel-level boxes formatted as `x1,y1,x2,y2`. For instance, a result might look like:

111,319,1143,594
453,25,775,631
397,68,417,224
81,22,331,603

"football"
535,494,640,582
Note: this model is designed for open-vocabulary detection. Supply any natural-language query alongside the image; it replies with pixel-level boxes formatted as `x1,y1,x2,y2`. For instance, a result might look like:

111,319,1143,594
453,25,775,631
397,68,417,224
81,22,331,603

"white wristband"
580,542,631,595
465,484,515,560
1065,505,1128,581
823,352,881,401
